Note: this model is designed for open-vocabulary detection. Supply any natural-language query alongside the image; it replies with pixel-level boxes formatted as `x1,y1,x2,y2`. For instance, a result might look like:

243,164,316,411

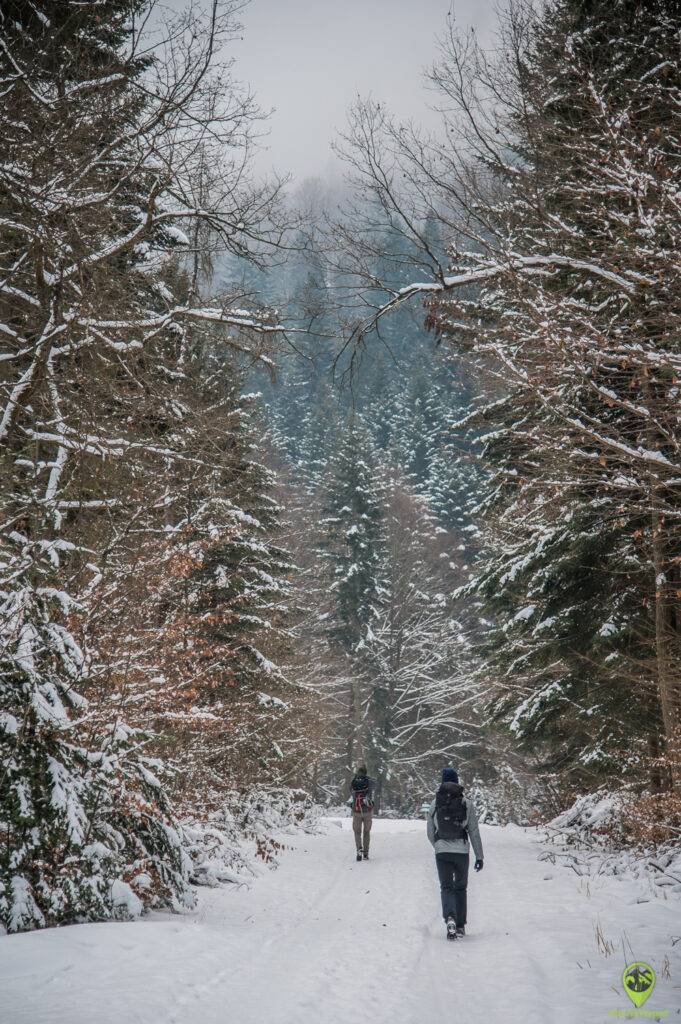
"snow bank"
182,787,323,888
540,790,681,897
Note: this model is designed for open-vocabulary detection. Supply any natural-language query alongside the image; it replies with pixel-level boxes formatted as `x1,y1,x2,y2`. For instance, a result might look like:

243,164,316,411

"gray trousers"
352,810,373,853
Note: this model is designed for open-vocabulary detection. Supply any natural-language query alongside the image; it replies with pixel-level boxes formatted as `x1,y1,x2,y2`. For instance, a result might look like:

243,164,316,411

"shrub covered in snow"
540,790,681,896
182,788,323,887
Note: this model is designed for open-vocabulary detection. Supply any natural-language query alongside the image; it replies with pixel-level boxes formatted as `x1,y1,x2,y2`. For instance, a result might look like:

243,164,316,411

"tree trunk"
649,490,681,791
648,733,664,793
346,675,363,790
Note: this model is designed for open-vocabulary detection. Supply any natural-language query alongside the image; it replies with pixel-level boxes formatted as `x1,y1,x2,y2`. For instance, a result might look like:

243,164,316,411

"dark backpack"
351,775,372,812
434,783,467,842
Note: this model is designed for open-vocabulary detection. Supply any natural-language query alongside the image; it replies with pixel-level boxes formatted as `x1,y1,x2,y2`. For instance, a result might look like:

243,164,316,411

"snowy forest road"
2,818,679,1024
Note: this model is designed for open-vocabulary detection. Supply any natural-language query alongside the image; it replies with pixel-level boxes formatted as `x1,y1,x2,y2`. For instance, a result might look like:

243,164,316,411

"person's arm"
426,801,436,846
466,802,484,862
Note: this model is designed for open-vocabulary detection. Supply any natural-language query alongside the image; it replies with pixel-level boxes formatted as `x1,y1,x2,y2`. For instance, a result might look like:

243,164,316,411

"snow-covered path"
2,818,679,1024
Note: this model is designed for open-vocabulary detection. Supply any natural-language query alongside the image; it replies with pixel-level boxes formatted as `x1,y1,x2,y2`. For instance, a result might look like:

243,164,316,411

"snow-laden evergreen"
0,524,192,930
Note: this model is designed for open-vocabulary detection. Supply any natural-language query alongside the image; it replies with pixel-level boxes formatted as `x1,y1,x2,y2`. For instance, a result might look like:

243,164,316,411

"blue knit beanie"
441,767,459,784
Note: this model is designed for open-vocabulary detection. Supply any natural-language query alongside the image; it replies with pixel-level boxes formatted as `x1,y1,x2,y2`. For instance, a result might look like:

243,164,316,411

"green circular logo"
622,961,656,1009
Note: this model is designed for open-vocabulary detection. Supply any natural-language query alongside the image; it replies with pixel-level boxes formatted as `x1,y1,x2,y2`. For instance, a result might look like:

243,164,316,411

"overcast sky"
232,0,497,183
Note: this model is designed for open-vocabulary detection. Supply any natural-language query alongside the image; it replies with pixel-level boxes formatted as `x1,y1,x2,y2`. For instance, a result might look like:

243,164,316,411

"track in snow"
1,818,679,1024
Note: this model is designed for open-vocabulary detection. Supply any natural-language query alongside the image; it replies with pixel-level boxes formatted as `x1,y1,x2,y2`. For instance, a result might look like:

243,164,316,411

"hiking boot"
456,924,466,938
446,916,457,939
356,852,362,861
363,851,369,860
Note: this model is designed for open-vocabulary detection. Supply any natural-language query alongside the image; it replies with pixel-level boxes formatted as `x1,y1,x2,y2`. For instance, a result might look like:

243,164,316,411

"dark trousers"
435,852,469,925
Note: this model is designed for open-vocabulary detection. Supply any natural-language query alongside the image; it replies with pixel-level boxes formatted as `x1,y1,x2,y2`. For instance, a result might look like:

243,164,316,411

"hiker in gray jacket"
426,767,483,939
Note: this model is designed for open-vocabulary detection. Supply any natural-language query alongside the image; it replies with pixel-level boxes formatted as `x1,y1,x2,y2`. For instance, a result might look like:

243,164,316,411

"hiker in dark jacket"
350,765,375,861
426,767,483,939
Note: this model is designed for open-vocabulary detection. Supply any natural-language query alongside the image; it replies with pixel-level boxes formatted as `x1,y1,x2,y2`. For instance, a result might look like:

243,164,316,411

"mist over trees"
1,0,679,933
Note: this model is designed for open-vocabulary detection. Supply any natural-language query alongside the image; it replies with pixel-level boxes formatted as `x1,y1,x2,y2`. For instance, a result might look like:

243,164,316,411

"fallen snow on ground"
2,818,679,1024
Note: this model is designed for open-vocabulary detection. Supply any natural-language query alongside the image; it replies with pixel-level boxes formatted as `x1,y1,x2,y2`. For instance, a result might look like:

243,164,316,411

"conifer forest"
1,3,681,1021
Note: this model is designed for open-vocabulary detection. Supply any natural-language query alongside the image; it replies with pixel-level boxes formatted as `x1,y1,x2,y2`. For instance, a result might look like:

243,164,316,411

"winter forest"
1,0,681,1019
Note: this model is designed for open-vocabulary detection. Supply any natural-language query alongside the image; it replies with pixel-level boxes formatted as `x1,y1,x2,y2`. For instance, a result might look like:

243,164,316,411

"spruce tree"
319,422,385,773
321,423,385,651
